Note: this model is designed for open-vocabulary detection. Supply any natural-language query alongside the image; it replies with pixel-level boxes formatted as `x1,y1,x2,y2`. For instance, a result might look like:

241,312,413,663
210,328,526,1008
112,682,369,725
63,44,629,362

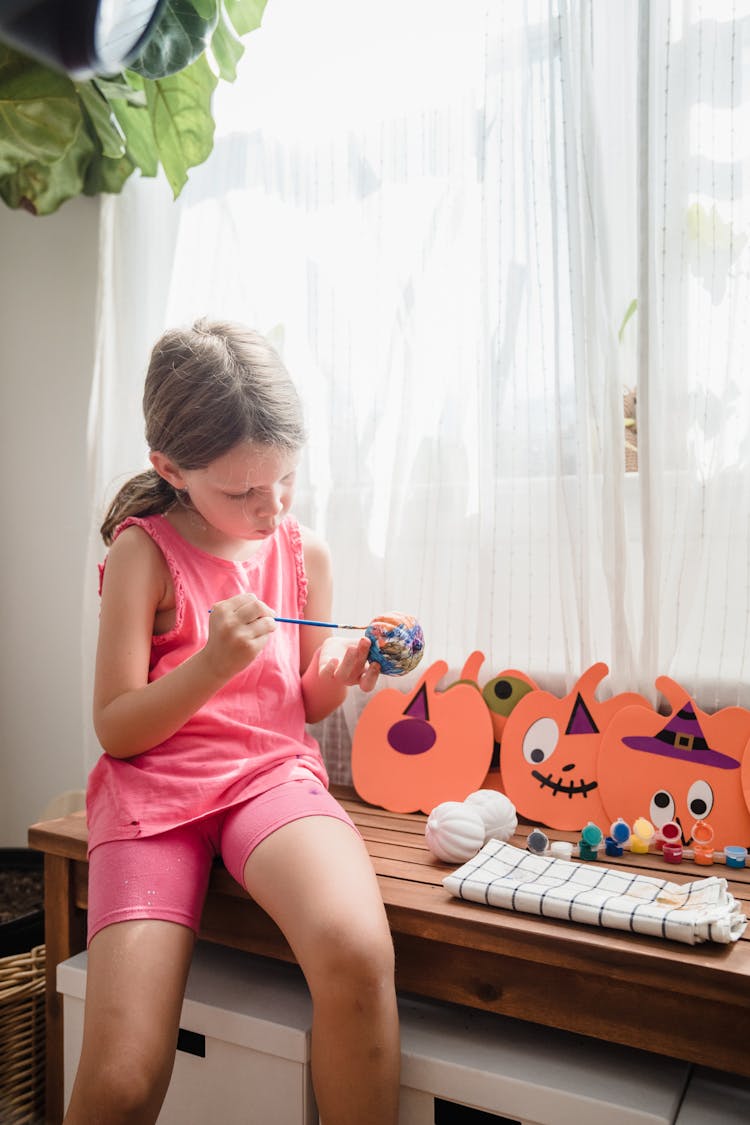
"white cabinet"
59,942,700,1125
58,942,316,1125
397,996,691,1125
676,1068,750,1124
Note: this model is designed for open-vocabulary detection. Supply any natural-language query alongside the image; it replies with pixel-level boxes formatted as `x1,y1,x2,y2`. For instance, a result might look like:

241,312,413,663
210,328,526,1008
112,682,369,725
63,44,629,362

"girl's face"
152,441,299,544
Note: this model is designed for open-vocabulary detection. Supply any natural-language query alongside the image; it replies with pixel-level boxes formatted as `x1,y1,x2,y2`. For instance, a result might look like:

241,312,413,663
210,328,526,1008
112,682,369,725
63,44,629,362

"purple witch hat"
622,702,740,770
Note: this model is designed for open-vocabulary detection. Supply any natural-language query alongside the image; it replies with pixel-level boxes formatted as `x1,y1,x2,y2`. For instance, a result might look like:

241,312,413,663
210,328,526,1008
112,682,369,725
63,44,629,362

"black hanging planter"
0,848,44,957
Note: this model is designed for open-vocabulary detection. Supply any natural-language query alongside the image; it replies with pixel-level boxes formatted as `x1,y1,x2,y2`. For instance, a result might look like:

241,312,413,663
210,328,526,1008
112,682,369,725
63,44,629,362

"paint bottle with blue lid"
605,818,631,857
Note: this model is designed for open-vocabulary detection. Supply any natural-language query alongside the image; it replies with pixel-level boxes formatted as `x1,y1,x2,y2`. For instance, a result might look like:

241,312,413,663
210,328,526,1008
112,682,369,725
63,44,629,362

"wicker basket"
0,944,46,1124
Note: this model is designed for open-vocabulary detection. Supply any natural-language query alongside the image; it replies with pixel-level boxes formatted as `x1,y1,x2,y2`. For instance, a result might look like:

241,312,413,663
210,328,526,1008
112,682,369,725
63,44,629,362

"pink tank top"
86,513,328,852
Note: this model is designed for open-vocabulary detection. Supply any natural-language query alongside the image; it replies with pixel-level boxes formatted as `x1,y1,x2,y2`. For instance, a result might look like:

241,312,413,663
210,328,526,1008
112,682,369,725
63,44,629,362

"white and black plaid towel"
443,840,747,944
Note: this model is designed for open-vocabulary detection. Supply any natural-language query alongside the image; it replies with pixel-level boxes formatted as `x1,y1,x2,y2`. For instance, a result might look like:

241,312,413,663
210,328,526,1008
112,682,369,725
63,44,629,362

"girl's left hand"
319,635,380,692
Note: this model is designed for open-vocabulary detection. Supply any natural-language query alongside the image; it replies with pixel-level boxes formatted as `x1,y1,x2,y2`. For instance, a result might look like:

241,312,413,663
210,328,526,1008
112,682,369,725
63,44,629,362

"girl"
65,321,400,1124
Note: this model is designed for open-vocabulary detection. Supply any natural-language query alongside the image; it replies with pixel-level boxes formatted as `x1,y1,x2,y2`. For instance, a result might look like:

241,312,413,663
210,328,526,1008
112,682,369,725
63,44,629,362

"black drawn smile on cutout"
531,770,598,798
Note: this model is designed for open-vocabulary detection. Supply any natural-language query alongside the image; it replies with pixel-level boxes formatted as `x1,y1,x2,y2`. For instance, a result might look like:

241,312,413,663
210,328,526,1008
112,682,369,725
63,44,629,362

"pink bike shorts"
86,777,357,945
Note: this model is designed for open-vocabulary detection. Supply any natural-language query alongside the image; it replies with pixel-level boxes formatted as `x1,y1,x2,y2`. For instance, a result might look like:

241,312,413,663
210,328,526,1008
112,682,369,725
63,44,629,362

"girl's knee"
306,920,396,1001
70,1042,173,1122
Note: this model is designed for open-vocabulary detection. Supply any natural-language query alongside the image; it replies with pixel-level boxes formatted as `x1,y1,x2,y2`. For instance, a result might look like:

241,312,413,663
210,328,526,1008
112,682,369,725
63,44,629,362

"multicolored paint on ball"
365,613,425,676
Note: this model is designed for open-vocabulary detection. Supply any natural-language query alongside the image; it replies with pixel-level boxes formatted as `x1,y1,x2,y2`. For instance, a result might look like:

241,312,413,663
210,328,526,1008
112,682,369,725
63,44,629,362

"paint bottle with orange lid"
692,820,714,866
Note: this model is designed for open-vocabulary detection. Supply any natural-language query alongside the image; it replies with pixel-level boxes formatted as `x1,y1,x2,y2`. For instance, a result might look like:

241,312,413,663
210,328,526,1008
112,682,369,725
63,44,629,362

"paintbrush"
273,616,367,630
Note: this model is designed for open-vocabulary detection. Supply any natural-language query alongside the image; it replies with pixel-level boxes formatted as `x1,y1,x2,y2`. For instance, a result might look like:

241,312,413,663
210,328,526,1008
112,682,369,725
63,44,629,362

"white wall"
0,196,100,845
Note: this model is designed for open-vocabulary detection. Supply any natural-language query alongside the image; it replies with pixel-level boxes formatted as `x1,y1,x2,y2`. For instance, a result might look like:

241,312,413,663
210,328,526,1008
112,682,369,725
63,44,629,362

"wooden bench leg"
43,854,86,1125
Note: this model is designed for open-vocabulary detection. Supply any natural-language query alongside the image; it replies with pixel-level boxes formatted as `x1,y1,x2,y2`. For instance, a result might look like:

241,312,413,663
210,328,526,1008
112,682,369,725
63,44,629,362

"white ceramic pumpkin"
425,801,486,862
464,789,518,842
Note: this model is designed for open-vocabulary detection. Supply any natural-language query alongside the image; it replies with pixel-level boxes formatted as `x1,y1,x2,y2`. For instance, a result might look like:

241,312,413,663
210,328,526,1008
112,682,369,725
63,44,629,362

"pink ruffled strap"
286,516,309,617
99,515,186,644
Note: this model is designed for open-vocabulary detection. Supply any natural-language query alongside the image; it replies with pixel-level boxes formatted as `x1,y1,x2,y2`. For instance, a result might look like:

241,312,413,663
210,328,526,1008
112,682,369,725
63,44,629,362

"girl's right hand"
203,592,277,680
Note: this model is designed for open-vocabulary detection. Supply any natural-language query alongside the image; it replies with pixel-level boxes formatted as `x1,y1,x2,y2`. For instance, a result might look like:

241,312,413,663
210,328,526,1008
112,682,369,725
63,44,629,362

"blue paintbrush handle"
274,616,367,630
209,607,366,630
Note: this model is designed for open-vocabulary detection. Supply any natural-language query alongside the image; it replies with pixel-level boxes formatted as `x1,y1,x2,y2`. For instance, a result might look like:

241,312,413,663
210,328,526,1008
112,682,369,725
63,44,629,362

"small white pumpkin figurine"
463,789,518,843
425,801,486,863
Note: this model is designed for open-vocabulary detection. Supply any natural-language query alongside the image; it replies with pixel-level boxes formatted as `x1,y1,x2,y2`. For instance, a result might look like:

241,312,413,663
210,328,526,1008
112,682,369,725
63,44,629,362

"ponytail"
100,469,176,546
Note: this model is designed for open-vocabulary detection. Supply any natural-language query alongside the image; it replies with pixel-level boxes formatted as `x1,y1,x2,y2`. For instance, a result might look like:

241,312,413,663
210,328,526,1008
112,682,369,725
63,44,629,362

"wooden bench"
29,788,750,1124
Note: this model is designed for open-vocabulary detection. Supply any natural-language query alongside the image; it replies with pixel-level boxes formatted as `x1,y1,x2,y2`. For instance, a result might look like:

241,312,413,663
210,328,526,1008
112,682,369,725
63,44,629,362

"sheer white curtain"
84,0,750,779
640,0,750,709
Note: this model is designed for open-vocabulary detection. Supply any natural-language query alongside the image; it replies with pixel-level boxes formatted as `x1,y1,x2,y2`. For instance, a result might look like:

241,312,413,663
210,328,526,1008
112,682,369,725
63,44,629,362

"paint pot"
692,820,714,847
662,842,683,864
724,846,747,869
630,817,655,854
656,821,681,853
609,818,631,846
604,836,624,858
526,828,549,856
549,840,574,860
692,820,715,866
578,821,603,861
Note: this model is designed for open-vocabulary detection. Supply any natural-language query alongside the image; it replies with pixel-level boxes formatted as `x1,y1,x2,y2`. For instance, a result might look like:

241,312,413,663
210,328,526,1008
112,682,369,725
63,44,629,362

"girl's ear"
150,451,187,490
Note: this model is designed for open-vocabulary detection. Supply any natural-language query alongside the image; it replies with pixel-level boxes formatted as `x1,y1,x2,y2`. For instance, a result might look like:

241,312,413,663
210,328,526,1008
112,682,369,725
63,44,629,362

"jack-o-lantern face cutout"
351,655,494,814
598,677,750,850
500,663,650,830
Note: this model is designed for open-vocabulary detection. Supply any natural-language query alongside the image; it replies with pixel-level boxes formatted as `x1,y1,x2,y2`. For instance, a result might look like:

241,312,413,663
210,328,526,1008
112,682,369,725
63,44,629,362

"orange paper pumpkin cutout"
481,667,538,741
351,654,494,814
598,676,750,850
480,664,538,792
446,652,537,793
742,733,750,820
500,662,650,830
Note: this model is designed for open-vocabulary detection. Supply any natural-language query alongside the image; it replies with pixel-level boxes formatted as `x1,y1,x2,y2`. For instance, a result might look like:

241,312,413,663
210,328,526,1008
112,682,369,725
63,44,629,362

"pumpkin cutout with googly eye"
351,653,494,814
597,676,750,851
449,653,538,793
499,663,650,830
480,667,538,791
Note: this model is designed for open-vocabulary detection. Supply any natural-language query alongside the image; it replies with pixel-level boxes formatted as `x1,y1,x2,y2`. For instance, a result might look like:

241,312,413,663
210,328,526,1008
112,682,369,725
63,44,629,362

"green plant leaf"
76,96,135,197
129,0,219,80
83,148,135,197
93,75,147,107
190,0,219,18
225,0,268,36
0,46,80,177
618,298,638,343
0,1,268,213
108,71,159,176
211,9,245,82
146,53,218,195
111,104,159,177
0,117,94,214
76,81,126,160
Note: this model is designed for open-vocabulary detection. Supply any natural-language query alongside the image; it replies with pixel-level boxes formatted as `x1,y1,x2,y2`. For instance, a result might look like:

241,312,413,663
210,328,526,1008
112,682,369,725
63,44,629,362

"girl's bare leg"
63,920,195,1125
242,816,400,1125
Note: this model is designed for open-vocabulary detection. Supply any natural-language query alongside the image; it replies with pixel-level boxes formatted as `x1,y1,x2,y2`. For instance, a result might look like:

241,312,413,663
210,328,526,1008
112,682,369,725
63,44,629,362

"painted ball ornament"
365,612,425,676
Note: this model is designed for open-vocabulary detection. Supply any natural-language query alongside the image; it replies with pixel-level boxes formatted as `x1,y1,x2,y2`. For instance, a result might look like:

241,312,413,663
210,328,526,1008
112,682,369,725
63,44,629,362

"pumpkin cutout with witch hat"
597,676,750,851
500,663,650,830
351,654,494,814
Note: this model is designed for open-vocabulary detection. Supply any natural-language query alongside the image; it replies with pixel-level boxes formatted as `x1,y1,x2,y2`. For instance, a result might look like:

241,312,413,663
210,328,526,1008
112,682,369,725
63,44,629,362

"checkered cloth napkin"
443,840,747,944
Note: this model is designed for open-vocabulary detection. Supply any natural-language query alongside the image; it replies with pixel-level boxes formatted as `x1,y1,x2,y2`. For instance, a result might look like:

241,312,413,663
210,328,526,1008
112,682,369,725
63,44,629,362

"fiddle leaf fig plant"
0,0,268,215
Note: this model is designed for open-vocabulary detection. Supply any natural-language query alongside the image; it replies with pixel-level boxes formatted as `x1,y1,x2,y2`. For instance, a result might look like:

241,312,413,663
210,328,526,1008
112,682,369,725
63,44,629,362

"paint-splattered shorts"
86,777,356,944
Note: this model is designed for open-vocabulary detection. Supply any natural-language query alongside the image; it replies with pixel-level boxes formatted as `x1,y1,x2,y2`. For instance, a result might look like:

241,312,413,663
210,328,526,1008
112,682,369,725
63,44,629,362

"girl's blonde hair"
100,320,306,544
